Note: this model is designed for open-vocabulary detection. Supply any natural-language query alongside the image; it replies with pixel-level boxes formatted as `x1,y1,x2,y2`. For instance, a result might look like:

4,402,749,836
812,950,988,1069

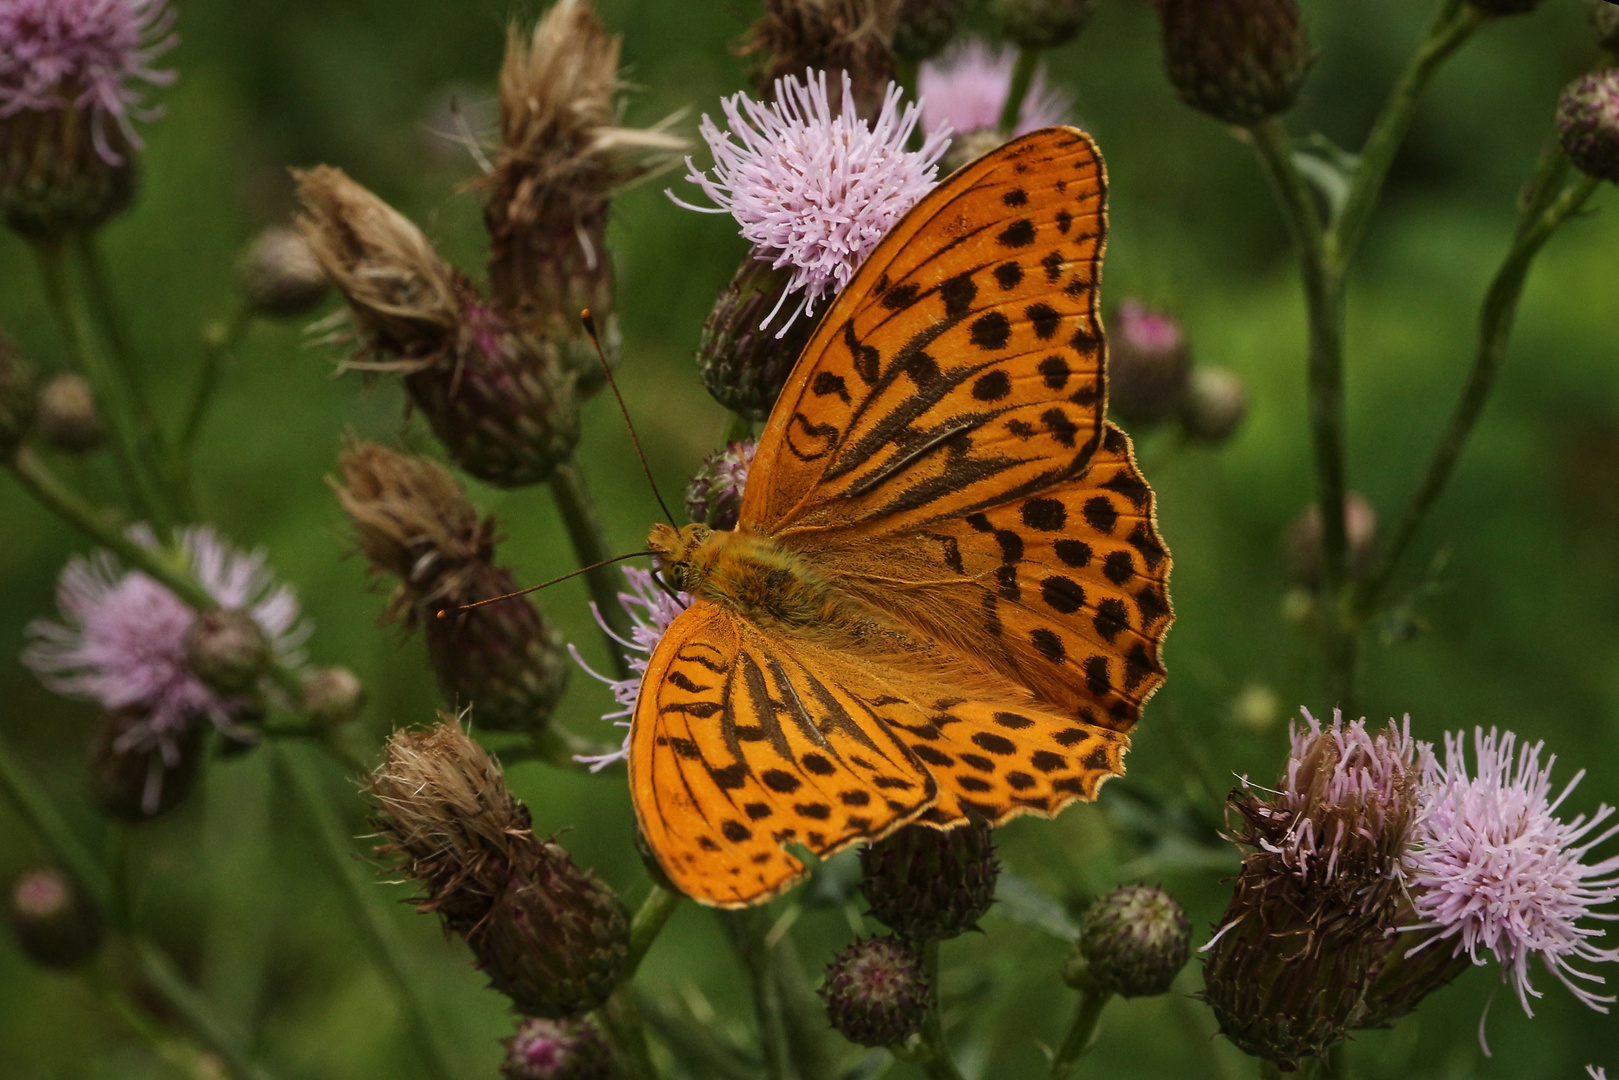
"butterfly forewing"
742,127,1108,538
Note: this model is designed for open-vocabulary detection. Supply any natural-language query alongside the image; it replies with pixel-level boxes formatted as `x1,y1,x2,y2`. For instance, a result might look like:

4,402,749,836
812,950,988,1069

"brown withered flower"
482,0,685,397
332,441,568,732
296,166,579,487
371,719,631,1018
739,0,903,119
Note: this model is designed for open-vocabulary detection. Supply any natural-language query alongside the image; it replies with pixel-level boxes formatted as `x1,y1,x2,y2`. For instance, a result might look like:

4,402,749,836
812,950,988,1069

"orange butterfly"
636,127,1172,908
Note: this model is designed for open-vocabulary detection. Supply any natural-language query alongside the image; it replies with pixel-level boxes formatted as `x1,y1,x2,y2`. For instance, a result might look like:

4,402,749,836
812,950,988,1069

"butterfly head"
646,521,713,593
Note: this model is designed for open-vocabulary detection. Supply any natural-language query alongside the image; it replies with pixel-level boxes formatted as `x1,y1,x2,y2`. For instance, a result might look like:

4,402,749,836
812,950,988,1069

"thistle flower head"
671,69,947,336
0,0,177,162
1068,884,1191,998
570,566,688,770
820,934,932,1047
501,1017,614,1080
917,38,1070,140
1406,727,1619,1016
1108,299,1192,426
685,440,757,531
22,526,308,763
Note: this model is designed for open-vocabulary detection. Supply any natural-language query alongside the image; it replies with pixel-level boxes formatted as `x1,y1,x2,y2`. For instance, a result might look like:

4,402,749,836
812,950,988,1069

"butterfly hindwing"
741,127,1109,539
631,600,937,907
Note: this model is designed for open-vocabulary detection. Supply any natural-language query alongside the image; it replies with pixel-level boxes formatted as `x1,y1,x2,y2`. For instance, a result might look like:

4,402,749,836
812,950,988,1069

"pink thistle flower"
1406,727,1619,1016
671,69,949,337
917,38,1070,139
0,0,178,163
569,566,688,771
22,526,309,762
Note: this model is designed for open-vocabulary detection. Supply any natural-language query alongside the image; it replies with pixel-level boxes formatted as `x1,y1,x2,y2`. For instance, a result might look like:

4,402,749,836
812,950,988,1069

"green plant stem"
0,727,112,911
180,305,253,458
549,461,633,679
772,931,836,1080
1357,168,1600,615
627,883,682,976
33,241,177,529
133,939,278,1080
899,940,966,1080
721,908,793,1080
636,989,760,1080
1258,1062,1290,1080
998,48,1040,134
1324,0,1487,273
723,410,753,445
274,746,458,1080
597,985,661,1080
1248,118,1356,706
1048,988,1111,1080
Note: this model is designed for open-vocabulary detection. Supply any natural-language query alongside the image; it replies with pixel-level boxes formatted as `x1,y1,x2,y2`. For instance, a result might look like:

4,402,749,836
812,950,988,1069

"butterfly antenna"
437,552,654,617
581,309,678,525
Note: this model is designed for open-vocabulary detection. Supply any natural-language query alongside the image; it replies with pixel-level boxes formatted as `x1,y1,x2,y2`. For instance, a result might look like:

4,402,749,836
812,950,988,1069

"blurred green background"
2,0,1617,1076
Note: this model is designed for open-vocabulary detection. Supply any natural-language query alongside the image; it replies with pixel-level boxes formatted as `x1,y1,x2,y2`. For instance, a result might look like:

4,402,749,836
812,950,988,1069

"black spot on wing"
998,219,1036,248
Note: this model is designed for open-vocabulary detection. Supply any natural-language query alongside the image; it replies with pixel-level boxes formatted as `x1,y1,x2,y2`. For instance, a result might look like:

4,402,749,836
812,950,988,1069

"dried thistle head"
739,0,903,119
294,165,461,359
370,717,530,933
331,439,491,621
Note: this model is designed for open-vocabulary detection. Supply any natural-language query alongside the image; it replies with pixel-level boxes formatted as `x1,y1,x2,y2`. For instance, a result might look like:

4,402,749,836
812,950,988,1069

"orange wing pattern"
740,127,1109,540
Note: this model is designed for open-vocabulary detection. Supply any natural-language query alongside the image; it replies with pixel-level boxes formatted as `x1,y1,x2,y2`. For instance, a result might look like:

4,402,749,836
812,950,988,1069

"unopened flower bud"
1587,0,1619,50
1158,0,1313,127
698,260,818,421
1109,300,1191,426
88,707,207,821
1557,69,1619,185
0,337,37,456
1466,0,1545,14
740,0,900,119
820,935,932,1047
1284,493,1376,589
240,225,329,318
1179,365,1247,444
36,373,103,453
502,1017,617,1080
685,441,757,531
183,608,272,694
371,720,631,1017
993,0,1095,51
860,822,998,942
940,128,1011,175
894,0,970,62
301,666,365,729
8,866,103,969
334,442,569,731
1065,885,1189,998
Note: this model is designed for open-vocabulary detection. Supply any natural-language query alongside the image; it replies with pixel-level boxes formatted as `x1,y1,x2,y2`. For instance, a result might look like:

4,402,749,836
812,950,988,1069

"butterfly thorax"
647,522,886,642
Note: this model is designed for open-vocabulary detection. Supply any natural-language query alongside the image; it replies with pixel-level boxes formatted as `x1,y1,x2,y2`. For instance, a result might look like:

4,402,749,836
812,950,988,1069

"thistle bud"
698,260,819,421
295,167,580,487
36,373,103,453
859,822,998,942
893,0,969,62
8,866,103,970
1179,365,1248,444
1202,711,1426,1067
88,707,206,821
300,666,366,729
820,935,932,1047
239,225,329,318
1108,300,1191,427
1557,69,1619,186
1284,493,1377,589
502,1017,617,1080
0,107,137,240
1466,0,1545,13
740,0,901,120
482,1,685,398
1587,0,1619,50
334,441,568,732
685,441,757,531
0,336,37,457
1064,885,1189,998
371,720,631,1017
993,0,1095,51
183,608,272,695
1158,0,1313,128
